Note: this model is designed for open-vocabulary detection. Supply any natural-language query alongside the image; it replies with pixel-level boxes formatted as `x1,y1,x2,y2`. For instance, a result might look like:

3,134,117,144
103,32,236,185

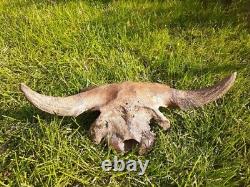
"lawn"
0,0,249,186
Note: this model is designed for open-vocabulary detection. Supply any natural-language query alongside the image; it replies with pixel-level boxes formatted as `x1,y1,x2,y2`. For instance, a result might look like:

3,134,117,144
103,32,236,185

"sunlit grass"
0,0,249,186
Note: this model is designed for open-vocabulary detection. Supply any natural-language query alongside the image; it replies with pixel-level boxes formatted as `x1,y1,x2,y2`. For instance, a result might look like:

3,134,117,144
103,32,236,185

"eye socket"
123,139,139,152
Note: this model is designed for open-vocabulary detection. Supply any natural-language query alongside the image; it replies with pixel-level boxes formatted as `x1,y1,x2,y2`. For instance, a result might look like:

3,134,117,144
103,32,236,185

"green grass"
0,0,249,186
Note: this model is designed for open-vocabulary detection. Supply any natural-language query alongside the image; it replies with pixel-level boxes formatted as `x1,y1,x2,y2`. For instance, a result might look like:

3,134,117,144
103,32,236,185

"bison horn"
20,83,117,116
170,72,237,109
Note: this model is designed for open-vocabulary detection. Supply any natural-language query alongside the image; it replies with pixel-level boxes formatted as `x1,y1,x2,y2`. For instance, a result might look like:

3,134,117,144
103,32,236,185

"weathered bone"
20,72,237,154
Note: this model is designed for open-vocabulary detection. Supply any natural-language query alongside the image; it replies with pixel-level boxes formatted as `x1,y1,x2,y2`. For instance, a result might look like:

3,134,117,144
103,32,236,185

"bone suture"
21,72,237,154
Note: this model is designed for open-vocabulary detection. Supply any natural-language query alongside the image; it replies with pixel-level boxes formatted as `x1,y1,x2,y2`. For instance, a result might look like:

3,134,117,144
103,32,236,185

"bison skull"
21,72,236,154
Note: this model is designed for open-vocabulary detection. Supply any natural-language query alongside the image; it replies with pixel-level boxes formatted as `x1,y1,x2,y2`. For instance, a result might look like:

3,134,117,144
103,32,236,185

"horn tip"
229,72,237,84
232,72,237,79
20,83,28,92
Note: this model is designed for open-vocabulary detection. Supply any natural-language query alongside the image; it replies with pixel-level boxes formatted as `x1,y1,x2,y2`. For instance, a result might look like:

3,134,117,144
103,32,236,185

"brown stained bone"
20,72,237,154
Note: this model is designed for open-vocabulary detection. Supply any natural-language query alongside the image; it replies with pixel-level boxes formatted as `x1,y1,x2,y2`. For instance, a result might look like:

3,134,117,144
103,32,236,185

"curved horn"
170,72,237,110
20,83,114,116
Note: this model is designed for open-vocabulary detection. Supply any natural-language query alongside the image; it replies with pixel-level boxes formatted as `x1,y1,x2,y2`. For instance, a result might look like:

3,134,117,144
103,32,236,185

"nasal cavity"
123,139,139,152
